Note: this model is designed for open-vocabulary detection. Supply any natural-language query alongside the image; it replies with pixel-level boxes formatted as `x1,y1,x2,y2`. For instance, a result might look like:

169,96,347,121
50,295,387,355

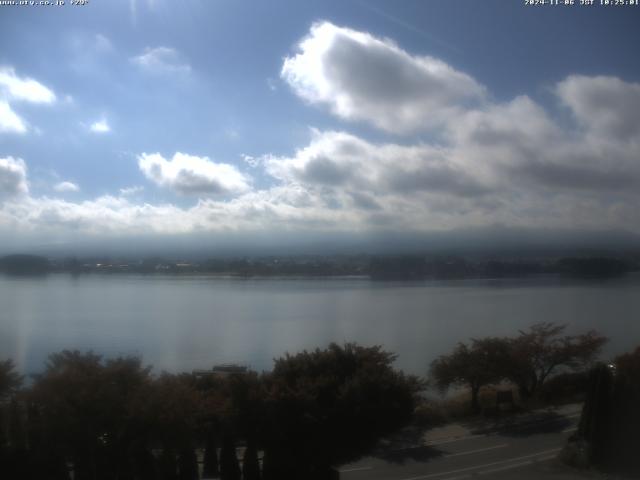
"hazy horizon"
1,225,640,260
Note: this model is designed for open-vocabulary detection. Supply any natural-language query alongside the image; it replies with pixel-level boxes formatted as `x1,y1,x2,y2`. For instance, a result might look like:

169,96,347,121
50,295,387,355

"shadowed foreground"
0,343,421,480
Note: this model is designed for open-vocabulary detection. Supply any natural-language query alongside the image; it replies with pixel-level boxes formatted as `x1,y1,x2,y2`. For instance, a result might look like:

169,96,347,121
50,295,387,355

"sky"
1,0,640,254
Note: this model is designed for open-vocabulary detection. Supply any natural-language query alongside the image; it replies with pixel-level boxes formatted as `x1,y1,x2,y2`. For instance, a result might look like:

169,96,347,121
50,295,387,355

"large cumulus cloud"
450,95,640,194
557,75,640,142
281,22,485,134
138,152,251,196
266,130,489,200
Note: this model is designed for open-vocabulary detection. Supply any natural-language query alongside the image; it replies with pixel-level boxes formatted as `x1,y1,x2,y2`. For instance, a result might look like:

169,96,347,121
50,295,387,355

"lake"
1,273,639,376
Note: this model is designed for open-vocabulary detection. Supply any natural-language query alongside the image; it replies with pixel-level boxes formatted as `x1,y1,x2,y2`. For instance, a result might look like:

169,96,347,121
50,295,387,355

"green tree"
430,337,509,412
505,323,607,399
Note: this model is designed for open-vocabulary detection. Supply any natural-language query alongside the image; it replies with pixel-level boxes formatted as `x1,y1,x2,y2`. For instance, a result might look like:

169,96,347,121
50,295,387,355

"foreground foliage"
263,343,422,477
0,343,421,479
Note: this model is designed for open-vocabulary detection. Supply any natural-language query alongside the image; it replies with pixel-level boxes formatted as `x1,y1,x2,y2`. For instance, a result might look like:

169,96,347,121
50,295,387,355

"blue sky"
1,0,640,251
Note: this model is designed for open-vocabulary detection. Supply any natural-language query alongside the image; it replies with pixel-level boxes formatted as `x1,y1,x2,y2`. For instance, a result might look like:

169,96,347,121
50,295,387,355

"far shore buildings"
193,364,248,379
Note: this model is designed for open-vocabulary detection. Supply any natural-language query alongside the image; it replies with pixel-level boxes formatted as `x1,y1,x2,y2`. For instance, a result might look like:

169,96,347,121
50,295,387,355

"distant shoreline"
3,271,640,285
1,253,638,280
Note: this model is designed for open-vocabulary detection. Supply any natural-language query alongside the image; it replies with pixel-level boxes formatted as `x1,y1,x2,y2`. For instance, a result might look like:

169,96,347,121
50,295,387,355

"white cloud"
0,67,56,135
131,47,191,74
90,118,111,133
281,22,485,134
557,75,640,142
138,152,251,196
0,101,27,134
1,194,191,236
0,67,56,104
266,130,488,199
449,94,640,194
0,157,29,198
54,181,80,193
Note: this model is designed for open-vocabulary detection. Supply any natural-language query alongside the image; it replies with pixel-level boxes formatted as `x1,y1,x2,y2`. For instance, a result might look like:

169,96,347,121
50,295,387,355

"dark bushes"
0,343,420,479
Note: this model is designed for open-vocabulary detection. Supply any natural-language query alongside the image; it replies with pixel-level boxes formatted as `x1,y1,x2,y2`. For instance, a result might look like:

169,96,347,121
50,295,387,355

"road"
338,405,594,480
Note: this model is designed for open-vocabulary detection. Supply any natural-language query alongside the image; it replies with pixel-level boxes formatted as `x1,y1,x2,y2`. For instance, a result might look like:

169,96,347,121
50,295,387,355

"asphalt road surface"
338,408,590,480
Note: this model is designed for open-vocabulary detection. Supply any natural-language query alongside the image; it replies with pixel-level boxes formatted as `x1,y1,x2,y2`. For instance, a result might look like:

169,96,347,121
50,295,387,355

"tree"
28,351,153,480
192,372,227,479
29,351,104,480
0,359,24,451
430,337,509,412
263,343,422,474
0,359,22,402
0,360,30,480
505,322,607,399
144,373,203,453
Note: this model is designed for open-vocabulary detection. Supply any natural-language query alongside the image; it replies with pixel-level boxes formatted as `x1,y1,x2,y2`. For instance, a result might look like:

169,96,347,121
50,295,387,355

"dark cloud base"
3,226,638,259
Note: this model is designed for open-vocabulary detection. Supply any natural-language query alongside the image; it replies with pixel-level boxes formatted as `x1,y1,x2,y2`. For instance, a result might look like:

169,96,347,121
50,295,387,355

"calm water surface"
1,273,639,375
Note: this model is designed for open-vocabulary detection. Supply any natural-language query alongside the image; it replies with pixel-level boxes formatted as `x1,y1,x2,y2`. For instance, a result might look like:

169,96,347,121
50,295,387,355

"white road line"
562,426,578,433
443,443,508,458
339,466,373,473
398,447,562,480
